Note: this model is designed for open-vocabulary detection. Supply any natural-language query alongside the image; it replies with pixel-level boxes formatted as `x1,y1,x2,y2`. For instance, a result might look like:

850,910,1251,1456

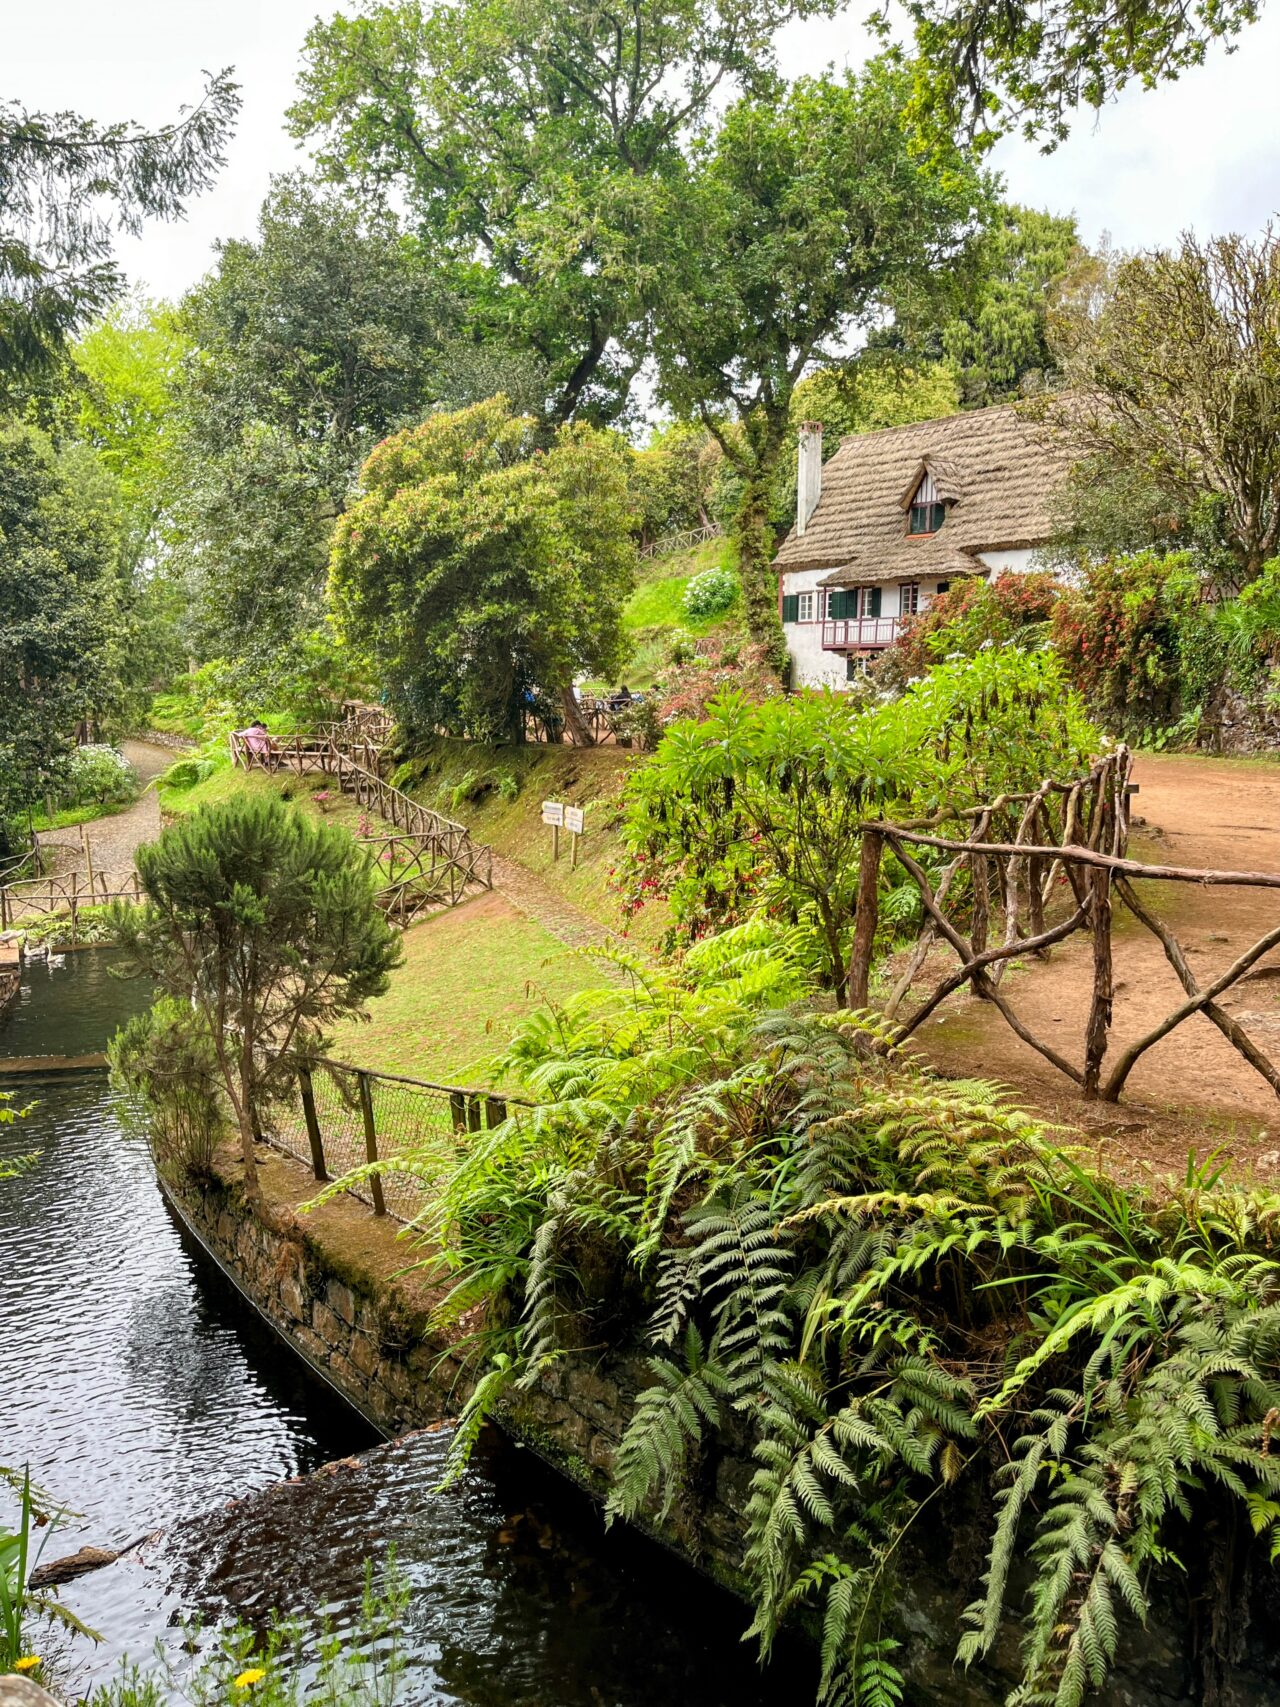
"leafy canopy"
289,0,833,429
168,175,449,663
0,424,121,848
653,60,992,657
330,396,637,742
0,72,239,381
902,0,1266,150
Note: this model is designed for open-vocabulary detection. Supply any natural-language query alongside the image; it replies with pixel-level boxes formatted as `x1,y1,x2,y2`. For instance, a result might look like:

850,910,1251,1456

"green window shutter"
868,587,882,618
781,593,800,623
828,589,847,620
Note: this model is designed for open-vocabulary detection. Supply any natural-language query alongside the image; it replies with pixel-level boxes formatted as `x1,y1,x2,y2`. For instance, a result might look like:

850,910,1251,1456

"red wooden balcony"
821,616,902,650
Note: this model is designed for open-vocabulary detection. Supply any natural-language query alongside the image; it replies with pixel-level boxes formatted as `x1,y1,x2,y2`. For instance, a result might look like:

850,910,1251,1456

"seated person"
235,719,274,767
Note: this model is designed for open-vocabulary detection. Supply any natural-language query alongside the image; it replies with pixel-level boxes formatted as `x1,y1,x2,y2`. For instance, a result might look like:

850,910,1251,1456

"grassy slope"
395,736,669,950
618,536,745,689
157,755,617,1086
333,890,607,1086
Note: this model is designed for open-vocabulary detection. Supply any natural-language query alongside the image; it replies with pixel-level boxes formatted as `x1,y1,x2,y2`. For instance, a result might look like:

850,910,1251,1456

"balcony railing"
821,616,902,650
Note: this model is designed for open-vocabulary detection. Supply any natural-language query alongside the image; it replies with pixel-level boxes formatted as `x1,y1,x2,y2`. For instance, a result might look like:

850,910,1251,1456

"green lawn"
332,890,609,1086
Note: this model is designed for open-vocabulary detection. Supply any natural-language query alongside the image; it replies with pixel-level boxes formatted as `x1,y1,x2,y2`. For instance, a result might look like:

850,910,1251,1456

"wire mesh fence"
267,1058,520,1223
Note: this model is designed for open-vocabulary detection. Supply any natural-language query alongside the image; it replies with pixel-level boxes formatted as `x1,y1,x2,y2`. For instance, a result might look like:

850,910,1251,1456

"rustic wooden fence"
230,729,492,924
520,695,646,747
638,522,722,561
0,868,143,932
850,746,1280,1104
269,1058,522,1222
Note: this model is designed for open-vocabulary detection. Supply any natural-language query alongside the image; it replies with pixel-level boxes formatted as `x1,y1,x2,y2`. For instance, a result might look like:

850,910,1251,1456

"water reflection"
0,953,807,1704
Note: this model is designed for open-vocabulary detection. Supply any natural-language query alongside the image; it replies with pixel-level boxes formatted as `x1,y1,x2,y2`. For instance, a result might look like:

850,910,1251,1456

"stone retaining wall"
165,1155,1280,1707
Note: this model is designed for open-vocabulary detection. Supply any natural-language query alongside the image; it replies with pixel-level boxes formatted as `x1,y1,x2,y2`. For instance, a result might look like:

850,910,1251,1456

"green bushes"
108,998,227,1178
683,564,739,621
619,648,1098,995
1050,551,1228,740
396,965,1280,1707
61,744,138,808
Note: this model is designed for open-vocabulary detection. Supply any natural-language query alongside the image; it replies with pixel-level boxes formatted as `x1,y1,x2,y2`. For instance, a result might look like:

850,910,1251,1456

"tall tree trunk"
559,685,595,746
735,471,786,675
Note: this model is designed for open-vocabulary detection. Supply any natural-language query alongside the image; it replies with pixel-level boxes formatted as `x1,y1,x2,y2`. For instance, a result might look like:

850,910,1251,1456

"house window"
797,591,816,623
908,501,945,535
900,582,921,617
935,580,950,596
907,470,945,536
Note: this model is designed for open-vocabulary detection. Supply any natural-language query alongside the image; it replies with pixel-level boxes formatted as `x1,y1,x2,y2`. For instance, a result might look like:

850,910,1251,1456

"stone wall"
165,1161,467,1435
165,1153,1280,1707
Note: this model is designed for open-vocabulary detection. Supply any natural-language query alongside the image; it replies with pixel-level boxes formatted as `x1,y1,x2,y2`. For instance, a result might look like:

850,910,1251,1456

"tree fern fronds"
606,1326,729,1525
437,1353,517,1490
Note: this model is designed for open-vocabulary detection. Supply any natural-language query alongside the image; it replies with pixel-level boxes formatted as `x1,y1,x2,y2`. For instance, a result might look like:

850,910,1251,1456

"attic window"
907,470,945,536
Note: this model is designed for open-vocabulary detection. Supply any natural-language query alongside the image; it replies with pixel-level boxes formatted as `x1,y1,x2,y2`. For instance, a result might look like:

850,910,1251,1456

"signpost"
542,799,564,860
564,805,585,868
542,801,584,864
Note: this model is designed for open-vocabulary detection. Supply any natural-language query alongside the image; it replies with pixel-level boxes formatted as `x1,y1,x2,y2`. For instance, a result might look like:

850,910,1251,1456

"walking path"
488,851,622,954
35,739,170,884
918,752,1280,1177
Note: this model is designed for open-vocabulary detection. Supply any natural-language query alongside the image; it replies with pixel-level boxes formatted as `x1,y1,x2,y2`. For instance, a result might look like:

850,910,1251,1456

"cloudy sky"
6,0,1279,302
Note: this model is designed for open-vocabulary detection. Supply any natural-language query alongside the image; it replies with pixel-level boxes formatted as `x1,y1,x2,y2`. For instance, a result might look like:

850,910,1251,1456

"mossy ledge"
162,1144,1280,1707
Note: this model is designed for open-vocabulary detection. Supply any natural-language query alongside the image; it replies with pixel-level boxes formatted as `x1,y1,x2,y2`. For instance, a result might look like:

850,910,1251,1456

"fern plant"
349,960,1280,1707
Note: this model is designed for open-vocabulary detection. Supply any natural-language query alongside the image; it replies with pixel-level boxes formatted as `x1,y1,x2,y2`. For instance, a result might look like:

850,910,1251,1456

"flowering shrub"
875,571,1059,690
1050,551,1225,738
61,744,137,807
682,564,739,621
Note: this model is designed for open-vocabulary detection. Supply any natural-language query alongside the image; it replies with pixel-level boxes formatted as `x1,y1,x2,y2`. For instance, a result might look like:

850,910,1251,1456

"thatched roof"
774,404,1075,585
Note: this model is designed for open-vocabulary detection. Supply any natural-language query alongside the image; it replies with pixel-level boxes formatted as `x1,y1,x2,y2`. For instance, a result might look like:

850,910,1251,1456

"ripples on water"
1,952,806,1705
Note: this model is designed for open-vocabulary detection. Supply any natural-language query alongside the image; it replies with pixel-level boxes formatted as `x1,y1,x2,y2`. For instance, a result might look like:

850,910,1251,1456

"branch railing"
269,1058,524,1223
229,729,492,923
0,868,143,931
853,747,1280,1104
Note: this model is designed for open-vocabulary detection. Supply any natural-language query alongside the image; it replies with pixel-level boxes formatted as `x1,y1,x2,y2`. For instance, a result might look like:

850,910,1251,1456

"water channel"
0,951,805,1704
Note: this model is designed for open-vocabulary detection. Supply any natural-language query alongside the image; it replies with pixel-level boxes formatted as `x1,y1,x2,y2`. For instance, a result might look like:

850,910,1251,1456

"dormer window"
907,470,945,536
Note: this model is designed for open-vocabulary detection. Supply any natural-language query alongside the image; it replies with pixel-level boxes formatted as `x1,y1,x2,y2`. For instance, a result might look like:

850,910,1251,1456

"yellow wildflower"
13,1657,42,1673
233,1667,267,1689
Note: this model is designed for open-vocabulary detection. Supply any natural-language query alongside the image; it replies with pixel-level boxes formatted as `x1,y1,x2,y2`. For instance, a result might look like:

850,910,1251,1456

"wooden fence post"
297,1064,328,1181
356,1070,387,1216
1082,865,1114,1099
485,1097,507,1128
449,1090,467,1134
846,830,883,1009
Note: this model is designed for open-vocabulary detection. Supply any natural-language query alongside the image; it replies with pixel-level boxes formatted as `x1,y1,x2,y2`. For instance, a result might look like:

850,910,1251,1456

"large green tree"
168,176,449,661
0,425,120,847
330,396,636,743
1046,226,1280,586
0,73,239,383
942,203,1084,405
289,0,833,430
655,61,991,661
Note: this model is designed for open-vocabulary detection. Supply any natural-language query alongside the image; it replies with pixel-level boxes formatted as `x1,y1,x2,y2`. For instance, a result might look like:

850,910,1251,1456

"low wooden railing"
0,869,142,932
270,1058,526,1222
851,747,1280,1105
229,728,492,923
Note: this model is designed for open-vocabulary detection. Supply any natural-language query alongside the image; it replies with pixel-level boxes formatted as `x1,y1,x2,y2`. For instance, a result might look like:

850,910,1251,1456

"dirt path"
489,851,627,962
39,739,170,884
914,753,1280,1178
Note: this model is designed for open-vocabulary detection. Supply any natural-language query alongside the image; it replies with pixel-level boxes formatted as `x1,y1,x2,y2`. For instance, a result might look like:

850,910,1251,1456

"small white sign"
541,800,564,827
564,806,585,835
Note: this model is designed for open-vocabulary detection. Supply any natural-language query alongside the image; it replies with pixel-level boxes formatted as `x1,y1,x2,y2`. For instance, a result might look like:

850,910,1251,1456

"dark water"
0,952,805,1704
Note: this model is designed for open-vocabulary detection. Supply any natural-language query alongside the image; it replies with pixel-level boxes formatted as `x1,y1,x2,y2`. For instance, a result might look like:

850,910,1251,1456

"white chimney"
796,421,823,536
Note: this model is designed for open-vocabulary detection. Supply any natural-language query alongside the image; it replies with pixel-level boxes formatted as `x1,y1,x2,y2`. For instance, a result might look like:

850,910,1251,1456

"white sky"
3,0,1279,301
